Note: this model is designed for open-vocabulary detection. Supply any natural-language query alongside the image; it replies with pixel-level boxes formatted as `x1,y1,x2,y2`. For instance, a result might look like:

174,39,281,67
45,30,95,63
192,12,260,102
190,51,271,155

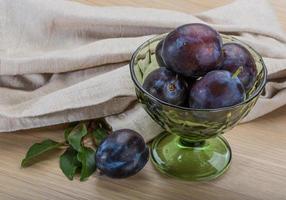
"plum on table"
95,129,149,179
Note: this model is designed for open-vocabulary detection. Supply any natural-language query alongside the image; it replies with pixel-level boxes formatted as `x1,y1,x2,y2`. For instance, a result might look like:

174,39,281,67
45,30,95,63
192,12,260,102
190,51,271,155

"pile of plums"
143,23,257,109
96,129,149,178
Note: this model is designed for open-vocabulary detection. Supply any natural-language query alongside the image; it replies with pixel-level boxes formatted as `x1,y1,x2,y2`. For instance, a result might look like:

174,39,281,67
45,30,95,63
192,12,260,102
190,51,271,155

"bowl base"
151,132,232,181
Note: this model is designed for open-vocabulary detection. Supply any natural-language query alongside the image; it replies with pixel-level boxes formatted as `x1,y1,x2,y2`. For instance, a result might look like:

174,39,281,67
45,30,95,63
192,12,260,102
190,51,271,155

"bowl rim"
129,33,268,112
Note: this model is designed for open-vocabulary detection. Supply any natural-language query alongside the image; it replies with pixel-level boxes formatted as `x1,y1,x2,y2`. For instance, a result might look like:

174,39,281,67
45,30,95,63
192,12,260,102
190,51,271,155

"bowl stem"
151,132,232,181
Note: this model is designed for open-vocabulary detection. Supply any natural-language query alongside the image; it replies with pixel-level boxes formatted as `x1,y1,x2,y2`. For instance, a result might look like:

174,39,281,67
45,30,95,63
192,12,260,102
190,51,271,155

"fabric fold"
0,0,285,141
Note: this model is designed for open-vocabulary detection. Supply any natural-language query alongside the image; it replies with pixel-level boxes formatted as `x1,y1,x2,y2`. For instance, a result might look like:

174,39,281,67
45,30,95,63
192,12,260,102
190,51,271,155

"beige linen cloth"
0,0,286,141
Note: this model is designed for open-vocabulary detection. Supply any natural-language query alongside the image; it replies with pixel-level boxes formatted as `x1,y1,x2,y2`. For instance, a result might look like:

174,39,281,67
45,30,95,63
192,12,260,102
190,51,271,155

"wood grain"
76,0,286,29
0,0,285,200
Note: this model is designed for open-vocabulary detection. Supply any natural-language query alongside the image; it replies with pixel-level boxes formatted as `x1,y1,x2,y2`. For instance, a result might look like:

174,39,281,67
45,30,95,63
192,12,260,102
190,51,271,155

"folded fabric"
0,0,285,141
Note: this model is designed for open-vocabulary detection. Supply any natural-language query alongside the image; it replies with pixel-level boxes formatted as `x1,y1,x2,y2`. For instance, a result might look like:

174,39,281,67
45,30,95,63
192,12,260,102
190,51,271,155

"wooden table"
1,0,286,199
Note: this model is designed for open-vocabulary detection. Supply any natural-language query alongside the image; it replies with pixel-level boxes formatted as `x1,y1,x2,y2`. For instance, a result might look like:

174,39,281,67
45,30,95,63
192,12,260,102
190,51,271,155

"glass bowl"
129,34,267,181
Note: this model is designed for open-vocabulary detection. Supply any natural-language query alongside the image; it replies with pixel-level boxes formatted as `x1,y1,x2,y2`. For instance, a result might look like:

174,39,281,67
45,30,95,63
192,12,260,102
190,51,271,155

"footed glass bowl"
129,34,267,181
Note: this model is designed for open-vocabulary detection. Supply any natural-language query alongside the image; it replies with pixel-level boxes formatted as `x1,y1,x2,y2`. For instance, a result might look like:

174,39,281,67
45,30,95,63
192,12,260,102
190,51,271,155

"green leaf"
64,127,74,142
21,139,63,167
64,122,79,142
77,147,97,181
67,123,87,152
91,128,109,146
60,147,81,180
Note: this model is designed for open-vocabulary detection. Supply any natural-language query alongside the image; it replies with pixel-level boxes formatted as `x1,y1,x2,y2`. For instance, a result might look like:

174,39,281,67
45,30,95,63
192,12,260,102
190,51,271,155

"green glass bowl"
129,34,267,181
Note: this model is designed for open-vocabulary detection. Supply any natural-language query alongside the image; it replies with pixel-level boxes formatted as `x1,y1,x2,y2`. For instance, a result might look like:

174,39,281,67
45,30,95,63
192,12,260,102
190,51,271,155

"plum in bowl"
129,33,267,181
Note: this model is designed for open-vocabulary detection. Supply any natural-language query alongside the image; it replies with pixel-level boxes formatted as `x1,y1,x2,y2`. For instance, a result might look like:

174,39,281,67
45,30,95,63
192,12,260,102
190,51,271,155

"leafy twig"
21,120,110,181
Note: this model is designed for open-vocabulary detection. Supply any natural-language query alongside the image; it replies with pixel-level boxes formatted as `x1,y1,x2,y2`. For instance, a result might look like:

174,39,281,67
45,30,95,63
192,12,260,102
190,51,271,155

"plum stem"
168,83,176,91
232,66,243,79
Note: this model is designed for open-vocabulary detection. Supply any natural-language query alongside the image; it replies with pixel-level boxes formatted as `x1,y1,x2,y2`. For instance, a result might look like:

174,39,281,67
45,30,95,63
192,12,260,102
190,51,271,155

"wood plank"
76,0,286,30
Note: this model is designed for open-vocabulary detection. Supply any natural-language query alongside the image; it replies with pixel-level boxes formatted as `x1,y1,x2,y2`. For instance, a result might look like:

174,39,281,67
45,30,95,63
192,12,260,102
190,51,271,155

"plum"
189,70,245,109
95,129,149,179
155,40,166,67
143,67,188,106
220,43,257,91
161,23,223,77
